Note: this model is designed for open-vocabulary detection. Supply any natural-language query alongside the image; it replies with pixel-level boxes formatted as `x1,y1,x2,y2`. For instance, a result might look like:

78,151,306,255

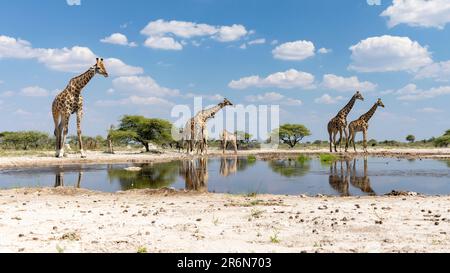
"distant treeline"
0,125,448,151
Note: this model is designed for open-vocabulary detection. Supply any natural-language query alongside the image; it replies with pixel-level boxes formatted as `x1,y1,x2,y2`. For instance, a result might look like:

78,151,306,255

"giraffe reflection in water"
220,156,238,177
329,157,375,196
54,167,83,188
180,158,209,192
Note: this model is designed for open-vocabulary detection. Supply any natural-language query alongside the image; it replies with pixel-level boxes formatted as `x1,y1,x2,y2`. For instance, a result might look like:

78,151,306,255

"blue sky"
0,0,449,141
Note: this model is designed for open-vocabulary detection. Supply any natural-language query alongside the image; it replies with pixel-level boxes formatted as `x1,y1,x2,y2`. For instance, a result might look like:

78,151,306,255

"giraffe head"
221,98,234,107
354,91,364,101
376,98,385,108
94,58,109,78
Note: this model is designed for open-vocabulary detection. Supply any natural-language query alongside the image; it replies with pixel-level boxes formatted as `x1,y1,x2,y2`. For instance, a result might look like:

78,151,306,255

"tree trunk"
144,142,150,152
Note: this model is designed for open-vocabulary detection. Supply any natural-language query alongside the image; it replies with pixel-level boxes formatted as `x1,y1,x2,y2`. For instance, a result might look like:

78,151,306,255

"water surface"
0,157,449,196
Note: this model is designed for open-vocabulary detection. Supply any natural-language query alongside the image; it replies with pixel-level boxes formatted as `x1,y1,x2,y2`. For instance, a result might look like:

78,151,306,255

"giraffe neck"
200,104,224,122
360,103,379,122
337,96,357,118
70,68,96,95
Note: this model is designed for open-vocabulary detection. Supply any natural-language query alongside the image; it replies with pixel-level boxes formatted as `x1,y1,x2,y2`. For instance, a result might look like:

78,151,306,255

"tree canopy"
406,135,415,143
112,115,174,152
277,124,311,148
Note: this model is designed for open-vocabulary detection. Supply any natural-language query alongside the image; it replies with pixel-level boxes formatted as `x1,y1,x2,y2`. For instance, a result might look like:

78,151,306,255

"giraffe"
52,58,108,158
220,156,238,177
350,158,375,195
181,158,209,192
182,98,233,155
348,98,385,153
327,91,364,153
221,130,238,154
328,160,350,197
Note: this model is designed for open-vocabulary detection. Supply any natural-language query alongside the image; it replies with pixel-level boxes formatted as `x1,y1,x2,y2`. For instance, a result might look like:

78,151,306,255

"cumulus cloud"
318,48,332,54
245,92,302,106
229,69,316,90
66,0,81,6
394,83,450,101
415,60,450,82
272,40,315,61
101,33,137,47
322,74,377,92
20,86,49,97
140,19,248,50
314,94,344,105
248,38,266,45
112,76,180,97
143,36,183,51
349,35,432,72
96,96,174,107
0,35,143,76
381,0,450,29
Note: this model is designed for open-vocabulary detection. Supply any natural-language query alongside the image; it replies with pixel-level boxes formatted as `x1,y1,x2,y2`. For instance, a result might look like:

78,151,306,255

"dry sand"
0,188,448,253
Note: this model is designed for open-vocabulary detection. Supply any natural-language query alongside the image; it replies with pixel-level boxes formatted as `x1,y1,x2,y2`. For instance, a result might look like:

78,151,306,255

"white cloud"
140,19,248,50
104,58,144,77
112,76,180,97
272,40,315,61
229,69,316,90
318,47,332,54
248,38,266,45
96,96,174,107
101,33,137,47
271,40,279,45
214,24,248,42
66,0,81,6
394,83,450,101
141,19,217,39
185,93,224,101
0,35,142,75
143,36,183,50
415,60,450,82
20,86,49,97
417,107,443,113
322,74,377,92
381,0,450,29
349,35,432,72
314,94,344,105
245,92,302,106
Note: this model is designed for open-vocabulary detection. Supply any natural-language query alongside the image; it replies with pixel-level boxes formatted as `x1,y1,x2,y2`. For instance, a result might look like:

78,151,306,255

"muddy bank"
0,148,449,169
0,188,448,253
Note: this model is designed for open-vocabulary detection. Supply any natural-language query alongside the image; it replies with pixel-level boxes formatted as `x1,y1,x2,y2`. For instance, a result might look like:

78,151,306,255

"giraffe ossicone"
52,58,109,159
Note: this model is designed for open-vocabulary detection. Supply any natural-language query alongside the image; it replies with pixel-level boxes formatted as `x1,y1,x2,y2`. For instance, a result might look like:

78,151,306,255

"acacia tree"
277,124,311,148
406,135,416,143
114,115,174,152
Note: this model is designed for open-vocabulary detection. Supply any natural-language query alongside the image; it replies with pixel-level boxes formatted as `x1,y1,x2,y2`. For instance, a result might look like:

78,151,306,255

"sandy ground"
0,188,449,253
0,147,449,169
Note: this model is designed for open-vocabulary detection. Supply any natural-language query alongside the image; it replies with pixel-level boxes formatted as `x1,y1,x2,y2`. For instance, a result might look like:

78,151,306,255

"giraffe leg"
363,129,368,153
344,128,349,153
233,140,238,155
338,128,344,152
58,116,69,158
76,172,83,188
329,132,333,153
332,132,338,153
53,111,62,157
223,140,227,154
352,131,357,152
77,111,86,158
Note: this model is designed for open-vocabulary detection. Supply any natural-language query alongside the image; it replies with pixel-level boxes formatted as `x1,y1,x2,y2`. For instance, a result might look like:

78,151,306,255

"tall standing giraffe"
182,98,233,155
52,58,108,158
327,91,364,153
348,98,385,153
